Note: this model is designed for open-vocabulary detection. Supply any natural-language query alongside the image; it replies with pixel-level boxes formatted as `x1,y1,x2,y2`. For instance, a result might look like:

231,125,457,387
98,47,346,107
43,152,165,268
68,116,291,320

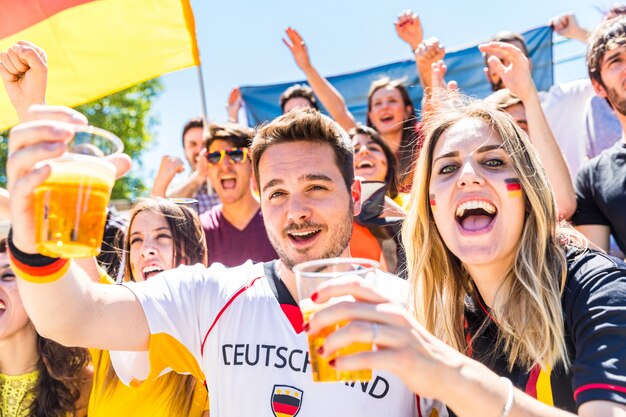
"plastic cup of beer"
294,258,379,383
33,126,123,258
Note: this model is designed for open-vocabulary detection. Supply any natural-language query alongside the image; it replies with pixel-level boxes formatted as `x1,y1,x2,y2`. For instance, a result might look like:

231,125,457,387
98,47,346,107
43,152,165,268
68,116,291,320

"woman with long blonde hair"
304,98,626,416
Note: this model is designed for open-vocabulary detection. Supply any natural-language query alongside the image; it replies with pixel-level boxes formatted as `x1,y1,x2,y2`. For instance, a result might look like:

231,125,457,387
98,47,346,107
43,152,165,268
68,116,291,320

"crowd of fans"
0,6,626,417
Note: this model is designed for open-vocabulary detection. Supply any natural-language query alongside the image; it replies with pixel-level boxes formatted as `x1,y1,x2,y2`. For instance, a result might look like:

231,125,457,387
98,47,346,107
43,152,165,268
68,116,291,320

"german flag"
525,365,554,406
271,385,302,417
504,178,522,198
429,194,437,211
0,0,199,129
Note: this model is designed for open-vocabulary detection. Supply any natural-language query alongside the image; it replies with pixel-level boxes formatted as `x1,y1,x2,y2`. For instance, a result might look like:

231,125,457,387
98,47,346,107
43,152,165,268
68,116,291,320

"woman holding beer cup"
304,99,626,416
88,198,209,416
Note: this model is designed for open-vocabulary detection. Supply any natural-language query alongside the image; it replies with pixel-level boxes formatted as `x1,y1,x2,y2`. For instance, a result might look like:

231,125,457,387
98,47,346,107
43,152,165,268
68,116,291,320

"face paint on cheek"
505,178,522,198
429,194,437,211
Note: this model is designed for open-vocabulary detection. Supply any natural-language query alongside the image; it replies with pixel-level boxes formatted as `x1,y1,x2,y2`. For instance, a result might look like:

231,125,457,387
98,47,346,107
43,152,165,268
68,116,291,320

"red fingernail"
328,359,336,368
311,292,318,302
302,322,309,332
317,346,324,355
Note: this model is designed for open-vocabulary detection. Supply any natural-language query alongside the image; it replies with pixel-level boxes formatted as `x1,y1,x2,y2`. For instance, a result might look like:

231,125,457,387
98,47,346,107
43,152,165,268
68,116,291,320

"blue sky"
139,0,610,186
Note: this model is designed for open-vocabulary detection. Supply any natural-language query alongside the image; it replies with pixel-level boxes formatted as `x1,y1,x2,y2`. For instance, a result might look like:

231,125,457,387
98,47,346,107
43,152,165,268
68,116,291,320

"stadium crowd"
0,6,625,417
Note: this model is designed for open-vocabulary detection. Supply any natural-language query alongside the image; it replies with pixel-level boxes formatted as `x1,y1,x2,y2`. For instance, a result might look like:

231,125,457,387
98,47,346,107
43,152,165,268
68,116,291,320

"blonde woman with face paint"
304,98,626,417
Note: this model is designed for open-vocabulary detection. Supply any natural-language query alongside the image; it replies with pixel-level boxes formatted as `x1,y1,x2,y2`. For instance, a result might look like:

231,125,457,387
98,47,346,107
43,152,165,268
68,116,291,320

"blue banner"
240,25,553,126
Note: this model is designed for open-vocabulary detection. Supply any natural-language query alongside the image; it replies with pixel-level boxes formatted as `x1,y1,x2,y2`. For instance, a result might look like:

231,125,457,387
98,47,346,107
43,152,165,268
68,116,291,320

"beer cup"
34,126,123,258
294,258,379,383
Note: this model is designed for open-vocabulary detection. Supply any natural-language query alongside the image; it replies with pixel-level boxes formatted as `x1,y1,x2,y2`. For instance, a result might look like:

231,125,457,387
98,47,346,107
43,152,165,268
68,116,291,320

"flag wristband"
7,230,70,283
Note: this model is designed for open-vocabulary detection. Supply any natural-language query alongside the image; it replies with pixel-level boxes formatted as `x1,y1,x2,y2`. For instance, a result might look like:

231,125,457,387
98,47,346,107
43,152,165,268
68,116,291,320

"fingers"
107,153,132,179
319,320,411,357
312,275,390,305
227,87,241,105
8,120,73,154
19,104,88,124
486,55,506,79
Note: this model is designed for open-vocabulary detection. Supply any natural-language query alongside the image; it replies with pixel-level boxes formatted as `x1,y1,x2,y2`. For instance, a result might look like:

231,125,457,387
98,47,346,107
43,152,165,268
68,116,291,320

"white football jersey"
111,261,446,417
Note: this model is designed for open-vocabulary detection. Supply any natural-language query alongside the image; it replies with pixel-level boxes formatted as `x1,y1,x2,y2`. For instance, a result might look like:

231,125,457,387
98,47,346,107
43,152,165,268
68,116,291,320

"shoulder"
563,247,626,306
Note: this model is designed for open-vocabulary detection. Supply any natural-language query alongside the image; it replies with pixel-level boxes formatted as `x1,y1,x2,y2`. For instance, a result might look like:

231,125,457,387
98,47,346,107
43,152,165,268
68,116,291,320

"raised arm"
479,42,576,220
0,41,48,122
226,87,242,124
7,105,149,351
283,27,357,131
549,13,590,43
394,10,445,92
151,155,185,197
166,148,209,199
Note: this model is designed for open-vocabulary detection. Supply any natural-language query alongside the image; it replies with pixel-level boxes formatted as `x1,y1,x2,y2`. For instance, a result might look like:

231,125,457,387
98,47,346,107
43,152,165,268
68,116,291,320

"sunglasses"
205,147,249,165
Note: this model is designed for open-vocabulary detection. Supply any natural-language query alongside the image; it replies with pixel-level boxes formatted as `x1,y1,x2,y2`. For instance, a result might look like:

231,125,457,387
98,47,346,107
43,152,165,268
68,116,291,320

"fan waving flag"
0,0,200,129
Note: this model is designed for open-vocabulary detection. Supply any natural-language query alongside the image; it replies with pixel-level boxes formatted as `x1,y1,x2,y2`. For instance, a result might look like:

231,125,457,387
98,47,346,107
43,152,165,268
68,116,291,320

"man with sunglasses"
201,123,277,266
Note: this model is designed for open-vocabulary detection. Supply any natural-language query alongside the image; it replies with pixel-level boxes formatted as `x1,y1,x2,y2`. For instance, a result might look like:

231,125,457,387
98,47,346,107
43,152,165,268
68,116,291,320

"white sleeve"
110,263,221,386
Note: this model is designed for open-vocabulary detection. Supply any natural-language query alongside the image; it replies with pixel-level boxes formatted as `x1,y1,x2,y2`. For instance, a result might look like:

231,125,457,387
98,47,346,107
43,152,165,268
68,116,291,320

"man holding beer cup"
6,106,445,416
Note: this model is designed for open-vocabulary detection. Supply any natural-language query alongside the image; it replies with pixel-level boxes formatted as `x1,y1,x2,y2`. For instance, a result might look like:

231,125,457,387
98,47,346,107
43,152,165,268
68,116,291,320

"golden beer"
34,155,115,258
301,298,372,382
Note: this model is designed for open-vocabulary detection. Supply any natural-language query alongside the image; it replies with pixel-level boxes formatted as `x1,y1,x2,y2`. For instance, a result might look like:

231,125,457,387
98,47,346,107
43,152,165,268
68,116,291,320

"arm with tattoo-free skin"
151,155,185,197
166,148,210,199
7,105,149,351
306,277,626,417
479,42,576,220
282,27,357,131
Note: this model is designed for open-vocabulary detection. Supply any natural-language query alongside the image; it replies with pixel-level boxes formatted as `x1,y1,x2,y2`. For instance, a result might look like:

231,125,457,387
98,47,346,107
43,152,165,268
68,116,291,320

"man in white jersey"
6,106,445,417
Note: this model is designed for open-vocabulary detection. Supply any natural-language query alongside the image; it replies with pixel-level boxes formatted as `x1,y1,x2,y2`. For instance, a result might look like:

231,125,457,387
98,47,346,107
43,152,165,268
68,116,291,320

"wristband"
7,229,70,283
499,376,514,417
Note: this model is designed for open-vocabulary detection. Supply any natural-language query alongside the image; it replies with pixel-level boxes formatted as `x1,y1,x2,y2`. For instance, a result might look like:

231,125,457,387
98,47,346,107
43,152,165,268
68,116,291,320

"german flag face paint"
429,194,437,211
505,178,522,198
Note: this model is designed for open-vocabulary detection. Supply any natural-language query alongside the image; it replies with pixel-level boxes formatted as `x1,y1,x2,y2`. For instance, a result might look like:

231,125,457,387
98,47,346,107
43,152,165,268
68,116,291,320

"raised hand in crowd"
480,41,576,219
549,13,590,42
282,27,357,131
226,86,242,123
421,60,458,122
0,40,47,121
394,9,423,51
151,155,185,197
394,10,442,91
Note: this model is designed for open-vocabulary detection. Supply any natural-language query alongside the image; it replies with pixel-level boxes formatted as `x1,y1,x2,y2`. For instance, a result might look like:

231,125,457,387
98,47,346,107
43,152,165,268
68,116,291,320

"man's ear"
591,77,608,98
351,178,362,217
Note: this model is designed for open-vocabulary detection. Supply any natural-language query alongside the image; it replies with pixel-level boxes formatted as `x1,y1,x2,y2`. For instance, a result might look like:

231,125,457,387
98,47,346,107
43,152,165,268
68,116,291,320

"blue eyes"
438,158,505,175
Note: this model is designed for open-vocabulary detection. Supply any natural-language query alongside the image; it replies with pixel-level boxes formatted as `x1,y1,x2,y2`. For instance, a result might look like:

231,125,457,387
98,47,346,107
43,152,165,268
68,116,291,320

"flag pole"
196,62,209,123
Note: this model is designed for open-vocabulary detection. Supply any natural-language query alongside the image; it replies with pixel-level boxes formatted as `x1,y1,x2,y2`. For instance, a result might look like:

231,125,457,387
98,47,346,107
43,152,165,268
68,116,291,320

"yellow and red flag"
0,0,200,129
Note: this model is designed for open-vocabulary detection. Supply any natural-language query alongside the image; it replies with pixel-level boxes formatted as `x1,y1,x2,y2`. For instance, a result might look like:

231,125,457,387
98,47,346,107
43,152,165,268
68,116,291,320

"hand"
194,147,211,179
282,27,312,71
394,9,423,50
479,42,535,101
7,105,131,253
304,275,459,400
415,37,446,89
549,13,589,42
0,41,48,120
152,155,185,197
226,87,242,123
431,60,458,92
424,60,459,115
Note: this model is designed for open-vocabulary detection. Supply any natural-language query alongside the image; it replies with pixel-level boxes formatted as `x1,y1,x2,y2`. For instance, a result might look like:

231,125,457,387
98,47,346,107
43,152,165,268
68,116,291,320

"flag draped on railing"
240,25,553,126
0,0,200,129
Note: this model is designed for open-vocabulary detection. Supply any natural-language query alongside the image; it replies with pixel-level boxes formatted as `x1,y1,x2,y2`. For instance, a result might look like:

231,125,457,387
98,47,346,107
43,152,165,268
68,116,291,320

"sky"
138,0,612,187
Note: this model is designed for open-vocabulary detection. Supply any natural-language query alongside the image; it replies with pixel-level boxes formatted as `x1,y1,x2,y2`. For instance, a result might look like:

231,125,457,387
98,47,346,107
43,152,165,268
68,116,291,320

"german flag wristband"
7,229,70,283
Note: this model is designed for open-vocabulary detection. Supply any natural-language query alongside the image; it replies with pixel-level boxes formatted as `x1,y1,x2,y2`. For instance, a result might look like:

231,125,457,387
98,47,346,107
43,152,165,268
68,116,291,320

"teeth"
290,230,317,237
357,161,374,168
0,300,5,310
455,200,496,218
142,265,164,274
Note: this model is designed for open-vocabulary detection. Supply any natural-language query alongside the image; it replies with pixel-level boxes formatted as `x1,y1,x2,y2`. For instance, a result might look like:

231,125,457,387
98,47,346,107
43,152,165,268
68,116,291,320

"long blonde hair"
403,98,570,371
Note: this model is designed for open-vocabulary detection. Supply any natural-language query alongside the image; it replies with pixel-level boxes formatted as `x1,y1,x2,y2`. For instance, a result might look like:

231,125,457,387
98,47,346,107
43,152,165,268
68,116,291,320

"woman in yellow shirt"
0,238,92,416
87,198,209,416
